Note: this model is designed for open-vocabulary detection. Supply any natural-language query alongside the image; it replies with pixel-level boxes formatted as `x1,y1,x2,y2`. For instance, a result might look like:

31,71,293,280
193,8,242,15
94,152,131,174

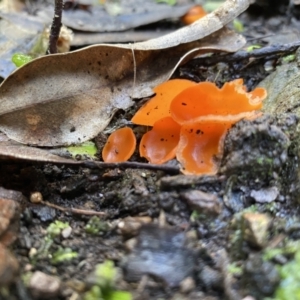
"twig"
47,0,64,54
41,200,106,216
187,41,300,67
82,160,180,174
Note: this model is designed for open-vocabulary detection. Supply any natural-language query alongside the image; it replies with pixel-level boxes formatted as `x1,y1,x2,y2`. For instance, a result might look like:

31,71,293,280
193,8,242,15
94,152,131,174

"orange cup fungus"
131,78,267,175
139,117,181,164
177,121,233,174
102,127,136,163
181,5,207,25
131,79,196,126
170,79,267,125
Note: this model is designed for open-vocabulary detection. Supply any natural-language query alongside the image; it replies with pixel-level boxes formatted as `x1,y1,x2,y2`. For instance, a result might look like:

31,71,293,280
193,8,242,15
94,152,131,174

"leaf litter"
0,0,251,148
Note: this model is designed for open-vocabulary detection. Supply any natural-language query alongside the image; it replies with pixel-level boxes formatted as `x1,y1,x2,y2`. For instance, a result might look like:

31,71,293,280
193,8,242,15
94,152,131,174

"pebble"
30,192,43,203
118,216,152,237
0,198,21,246
180,190,221,215
242,213,271,248
179,276,195,294
29,271,61,299
61,226,72,239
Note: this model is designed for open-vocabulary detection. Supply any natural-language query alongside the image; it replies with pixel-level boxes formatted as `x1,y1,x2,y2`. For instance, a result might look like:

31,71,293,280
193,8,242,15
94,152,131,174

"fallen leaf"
0,142,79,164
61,0,193,32
0,0,251,146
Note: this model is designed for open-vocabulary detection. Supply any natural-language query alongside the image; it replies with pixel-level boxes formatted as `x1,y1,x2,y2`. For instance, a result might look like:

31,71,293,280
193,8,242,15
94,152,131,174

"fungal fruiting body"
170,79,266,124
139,117,181,164
102,127,136,163
176,121,233,174
181,5,207,25
131,79,267,175
131,79,196,126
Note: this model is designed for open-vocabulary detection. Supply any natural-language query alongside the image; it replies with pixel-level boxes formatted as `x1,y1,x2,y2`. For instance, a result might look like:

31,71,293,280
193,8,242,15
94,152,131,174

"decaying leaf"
61,0,193,32
0,142,78,164
0,0,251,147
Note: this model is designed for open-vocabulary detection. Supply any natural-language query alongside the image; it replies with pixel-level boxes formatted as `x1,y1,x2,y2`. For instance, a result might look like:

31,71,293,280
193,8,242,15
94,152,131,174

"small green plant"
85,216,109,235
47,220,69,238
11,53,33,67
30,220,77,265
83,260,132,300
51,247,78,264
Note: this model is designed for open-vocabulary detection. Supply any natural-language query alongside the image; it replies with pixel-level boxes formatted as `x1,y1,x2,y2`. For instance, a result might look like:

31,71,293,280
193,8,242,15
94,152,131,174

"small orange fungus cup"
131,79,196,126
170,79,267,125
181,5,207,25
102,127,136,163
139,117,181,164
177,121,233,175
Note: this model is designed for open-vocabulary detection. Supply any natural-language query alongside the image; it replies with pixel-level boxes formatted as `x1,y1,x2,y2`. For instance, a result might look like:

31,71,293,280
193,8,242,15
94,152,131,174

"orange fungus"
139,117,181,164
177,121,233,175
131,79,196,126
181,5,207,25
170,79,267,125
102,127,136,163
136,78,267,175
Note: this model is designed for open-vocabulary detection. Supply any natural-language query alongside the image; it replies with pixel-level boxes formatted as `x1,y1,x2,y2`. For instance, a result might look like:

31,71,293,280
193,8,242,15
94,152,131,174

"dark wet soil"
2,1,300,299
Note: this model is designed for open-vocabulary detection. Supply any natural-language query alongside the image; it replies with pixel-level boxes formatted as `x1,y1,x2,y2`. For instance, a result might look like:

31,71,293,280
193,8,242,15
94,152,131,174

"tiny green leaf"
156,0,177,6
233,19,244,33
246,45,261,52
12,53,33,67
67,141,97,159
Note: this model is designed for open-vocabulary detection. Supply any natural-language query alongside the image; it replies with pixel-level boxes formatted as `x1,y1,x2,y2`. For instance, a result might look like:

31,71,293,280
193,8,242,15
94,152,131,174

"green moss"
51,247,78,264
31,220,74,265
274,251,300,300
85,216,109,235
227,262,243,276
47,220,69,238
263,241,300,262
83,261,132,300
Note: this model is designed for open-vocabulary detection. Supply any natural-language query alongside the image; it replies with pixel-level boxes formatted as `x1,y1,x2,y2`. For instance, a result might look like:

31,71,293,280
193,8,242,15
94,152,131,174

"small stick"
41,200,106,216
48,0,64,54
82,160,180,174
188,41,300,67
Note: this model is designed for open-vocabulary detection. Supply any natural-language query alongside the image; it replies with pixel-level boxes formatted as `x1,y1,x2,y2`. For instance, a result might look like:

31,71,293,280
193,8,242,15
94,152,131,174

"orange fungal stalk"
102,127,136,163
